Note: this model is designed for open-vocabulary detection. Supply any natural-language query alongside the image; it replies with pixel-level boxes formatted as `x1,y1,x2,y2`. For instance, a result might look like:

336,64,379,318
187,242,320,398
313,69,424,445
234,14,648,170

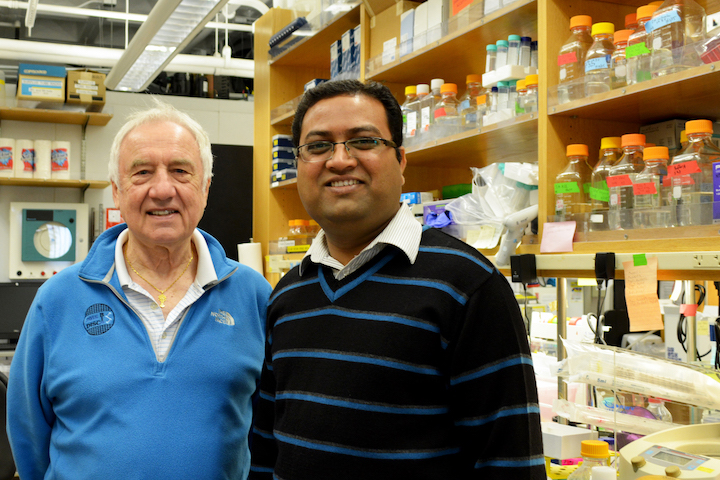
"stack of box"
331,24,362,80
16,64,106,112
271,134,297,186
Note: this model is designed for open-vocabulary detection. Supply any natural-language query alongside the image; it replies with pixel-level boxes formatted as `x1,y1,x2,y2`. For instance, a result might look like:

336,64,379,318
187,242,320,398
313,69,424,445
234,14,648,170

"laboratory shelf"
0,178,111,189
0,106,112,126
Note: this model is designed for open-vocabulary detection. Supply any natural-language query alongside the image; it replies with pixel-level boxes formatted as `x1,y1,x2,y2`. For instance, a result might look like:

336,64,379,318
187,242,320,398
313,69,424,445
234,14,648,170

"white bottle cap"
590,466,616,480
416,84,430,94
431,78,444,89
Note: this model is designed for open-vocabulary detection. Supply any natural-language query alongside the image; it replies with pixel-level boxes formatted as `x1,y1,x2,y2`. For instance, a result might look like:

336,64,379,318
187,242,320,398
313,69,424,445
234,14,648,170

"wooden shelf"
0,107,112,126
270,177,298,189
0,177,110,189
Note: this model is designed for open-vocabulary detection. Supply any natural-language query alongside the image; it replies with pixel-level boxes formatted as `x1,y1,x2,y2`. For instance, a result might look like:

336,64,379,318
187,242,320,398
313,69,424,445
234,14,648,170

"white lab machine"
619,423,720,479
8,202,89,280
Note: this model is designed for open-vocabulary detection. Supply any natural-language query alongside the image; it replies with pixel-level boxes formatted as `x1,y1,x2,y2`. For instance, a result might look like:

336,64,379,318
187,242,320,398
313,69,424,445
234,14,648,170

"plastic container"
419,79,443,142
507,34,521,65
413,84,430,146
633,146,673,228
531,40,539,67
585,22,615,96
590,466,616,480
519,36,532,67
524,74,539,113
627,4,659,85
647,397,673,422
558,15,593,104
607,133,646,230
485,44,497,73
589,136,622,231
649,0,706,77
625,12,638,31
611,29,632,88
507,80,517,110
459,74,484,130
432,83,461,138
489,86,499,113
669,119,720,226
496,39,509,69
514,79,527,116
496,81,509,111
567,440,610,480
555,144,593,221
401,85,418,146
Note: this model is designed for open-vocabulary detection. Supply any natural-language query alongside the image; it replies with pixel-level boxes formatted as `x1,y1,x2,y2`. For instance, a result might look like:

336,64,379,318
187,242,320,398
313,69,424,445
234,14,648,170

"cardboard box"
400,9,415,57
426,0,448,44
639,119,686,153
17,63,66,103
413,2,428,51
369,1,420,60
66,70,106,112
330,39,342,79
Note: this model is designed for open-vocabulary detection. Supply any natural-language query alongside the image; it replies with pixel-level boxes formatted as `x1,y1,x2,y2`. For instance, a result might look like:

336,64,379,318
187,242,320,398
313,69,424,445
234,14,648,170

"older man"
8,100,271,480
250,80,544,479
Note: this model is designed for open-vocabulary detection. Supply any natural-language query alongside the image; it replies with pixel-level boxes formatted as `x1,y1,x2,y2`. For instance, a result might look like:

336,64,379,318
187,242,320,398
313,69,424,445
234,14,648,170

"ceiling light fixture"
105,0,233,92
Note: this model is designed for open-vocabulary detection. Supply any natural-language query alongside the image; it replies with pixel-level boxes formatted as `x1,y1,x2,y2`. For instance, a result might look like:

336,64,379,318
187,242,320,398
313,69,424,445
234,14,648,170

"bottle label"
590,184,610,202
434,107,447,119
459,99,470,110
626,42,651,59
0,146,11,170
633,182,657,195
554,182,580,194
668,160,701,177
421,106,431,131
465,113,477,123
406,111,417,136
606,174,633,188
585,55,611,72
557,51,578,66
645,10,682,33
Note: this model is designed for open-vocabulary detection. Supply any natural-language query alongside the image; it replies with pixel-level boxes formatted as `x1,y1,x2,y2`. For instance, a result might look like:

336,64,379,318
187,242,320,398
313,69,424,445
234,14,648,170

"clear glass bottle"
567,440,610,480
496,39,509,69
515,79,527,116
608,133,646,230
459,74,484,131
485,44,497,73
519,36,532,67
647,397,673,422
558,15,593,104
589,136,622,231
611,29,632,89
625,12,638,31
414,84,430,146
496,81,509,111
555,144,593,222
649,0,706,78
307,219,320,237
419,79,444,142
531,40,539,68
524,74,539,113
432,83,461,138
670,119,720,226
633,146,673,228
507,34,521,65
627,4,659,85
507,80,517,110
401,85,418,146
585,22,615,96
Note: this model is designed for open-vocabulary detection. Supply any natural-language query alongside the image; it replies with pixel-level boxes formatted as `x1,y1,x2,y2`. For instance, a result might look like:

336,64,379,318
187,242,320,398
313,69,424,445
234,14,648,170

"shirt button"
151,303,158,310
162,333,167,339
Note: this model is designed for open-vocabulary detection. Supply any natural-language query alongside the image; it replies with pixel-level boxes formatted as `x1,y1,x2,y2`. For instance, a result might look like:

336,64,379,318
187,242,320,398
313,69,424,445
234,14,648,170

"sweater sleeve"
448,271,546,479
249,327,278,479
6,301,54,480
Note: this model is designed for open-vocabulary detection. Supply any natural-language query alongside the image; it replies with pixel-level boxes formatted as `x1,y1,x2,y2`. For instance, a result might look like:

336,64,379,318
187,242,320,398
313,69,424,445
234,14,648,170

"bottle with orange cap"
607,133,646,230
669,119,720,226
585,22,615,96
626,4,659,85
567,440,610,480
611,29,633,89
459,74,484,131
555,144,593,222
633,146,673,228
649,0,706,77
432,83,461,139
589,137,622,231
557,15,593,104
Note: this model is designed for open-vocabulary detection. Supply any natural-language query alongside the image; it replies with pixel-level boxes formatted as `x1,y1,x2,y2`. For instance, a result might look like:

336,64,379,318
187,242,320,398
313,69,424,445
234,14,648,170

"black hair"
292,79,403,161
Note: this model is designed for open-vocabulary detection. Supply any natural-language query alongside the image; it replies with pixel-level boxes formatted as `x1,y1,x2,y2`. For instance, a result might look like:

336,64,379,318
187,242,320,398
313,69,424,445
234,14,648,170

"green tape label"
626,42,651,59
554,182,580,194
633,254,647,266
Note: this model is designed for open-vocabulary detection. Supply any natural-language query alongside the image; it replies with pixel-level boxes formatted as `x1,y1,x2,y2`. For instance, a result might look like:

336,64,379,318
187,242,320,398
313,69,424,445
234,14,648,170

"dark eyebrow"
304,125,383,141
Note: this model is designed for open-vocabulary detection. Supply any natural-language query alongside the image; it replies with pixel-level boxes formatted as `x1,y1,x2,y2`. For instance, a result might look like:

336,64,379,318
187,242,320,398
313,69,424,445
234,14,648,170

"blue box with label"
304,78,328,91
330,40,342,79
17,63,67,103
272,134,293,148
272,148,295,160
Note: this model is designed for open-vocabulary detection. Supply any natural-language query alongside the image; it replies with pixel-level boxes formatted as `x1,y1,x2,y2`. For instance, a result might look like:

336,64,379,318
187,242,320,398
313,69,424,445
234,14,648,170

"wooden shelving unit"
0,107,112,126
0,178,110,189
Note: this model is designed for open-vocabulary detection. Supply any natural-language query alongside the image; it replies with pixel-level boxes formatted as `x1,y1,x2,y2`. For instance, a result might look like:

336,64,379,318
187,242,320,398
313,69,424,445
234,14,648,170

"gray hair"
108,97,213,189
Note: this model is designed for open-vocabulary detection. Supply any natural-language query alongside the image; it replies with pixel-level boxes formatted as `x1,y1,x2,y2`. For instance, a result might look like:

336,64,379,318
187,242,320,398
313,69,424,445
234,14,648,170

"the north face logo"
211,310,235,326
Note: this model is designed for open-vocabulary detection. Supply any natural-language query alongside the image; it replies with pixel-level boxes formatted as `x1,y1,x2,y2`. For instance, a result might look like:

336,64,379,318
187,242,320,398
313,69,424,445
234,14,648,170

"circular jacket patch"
83,304,115,336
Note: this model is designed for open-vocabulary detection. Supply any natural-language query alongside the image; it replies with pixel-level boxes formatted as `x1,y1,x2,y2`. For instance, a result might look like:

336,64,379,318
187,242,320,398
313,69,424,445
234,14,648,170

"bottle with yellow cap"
669,119,720,226
627,4,659,85
459,74,484,131
557,15,593,104
567,440,610,480
589,137,622,231
523,74,539,113
432,83,461,139
607,133,646,230
633,146,673,228
611,29,633,88
649,0,706,77
555,144,593,222
401,85,418,147
585,22,615,96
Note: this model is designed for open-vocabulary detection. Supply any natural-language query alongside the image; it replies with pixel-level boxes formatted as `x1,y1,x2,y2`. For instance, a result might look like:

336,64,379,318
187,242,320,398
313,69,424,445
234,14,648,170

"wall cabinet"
253,0,720,282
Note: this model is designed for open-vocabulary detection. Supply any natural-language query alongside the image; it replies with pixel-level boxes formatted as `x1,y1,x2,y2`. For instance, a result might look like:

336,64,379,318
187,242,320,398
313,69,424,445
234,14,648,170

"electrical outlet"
693,254,720,268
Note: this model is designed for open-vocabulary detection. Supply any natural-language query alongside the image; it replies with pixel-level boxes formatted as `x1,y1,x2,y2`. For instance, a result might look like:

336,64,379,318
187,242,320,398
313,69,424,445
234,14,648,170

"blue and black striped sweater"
250,228,545,479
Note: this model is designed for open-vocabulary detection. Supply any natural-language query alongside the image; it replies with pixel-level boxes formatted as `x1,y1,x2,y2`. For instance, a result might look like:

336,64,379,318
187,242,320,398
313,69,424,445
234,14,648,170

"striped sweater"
250,228,545,480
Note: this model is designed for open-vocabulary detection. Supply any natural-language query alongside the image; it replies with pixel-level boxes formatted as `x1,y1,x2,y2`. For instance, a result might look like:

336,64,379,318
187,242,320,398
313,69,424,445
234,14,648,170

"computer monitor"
0,282,43,349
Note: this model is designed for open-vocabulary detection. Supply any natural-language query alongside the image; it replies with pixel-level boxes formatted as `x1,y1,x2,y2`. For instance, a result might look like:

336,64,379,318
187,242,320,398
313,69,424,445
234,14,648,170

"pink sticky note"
540,221,576,253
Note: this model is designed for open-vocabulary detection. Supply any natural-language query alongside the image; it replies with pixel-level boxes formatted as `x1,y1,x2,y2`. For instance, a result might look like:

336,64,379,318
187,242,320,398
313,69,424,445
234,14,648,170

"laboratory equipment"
649,0,706,77
432,83,461,138
458,74,483,130
557,15,593,104
607,133,645,230
494,204,538,267
611,29,632,89
401,85,418,145
567,440,610,480
585,22,615,96
555,144,593,222
627,4,659,85
589,137,622,231
633,146,672,228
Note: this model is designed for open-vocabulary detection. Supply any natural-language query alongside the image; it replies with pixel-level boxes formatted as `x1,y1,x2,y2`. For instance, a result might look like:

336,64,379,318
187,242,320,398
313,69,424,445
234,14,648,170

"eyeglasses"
294,137,398,163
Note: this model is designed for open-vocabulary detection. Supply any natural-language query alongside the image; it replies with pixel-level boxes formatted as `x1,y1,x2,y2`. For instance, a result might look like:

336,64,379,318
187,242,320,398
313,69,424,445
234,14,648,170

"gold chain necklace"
126,252,193,308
